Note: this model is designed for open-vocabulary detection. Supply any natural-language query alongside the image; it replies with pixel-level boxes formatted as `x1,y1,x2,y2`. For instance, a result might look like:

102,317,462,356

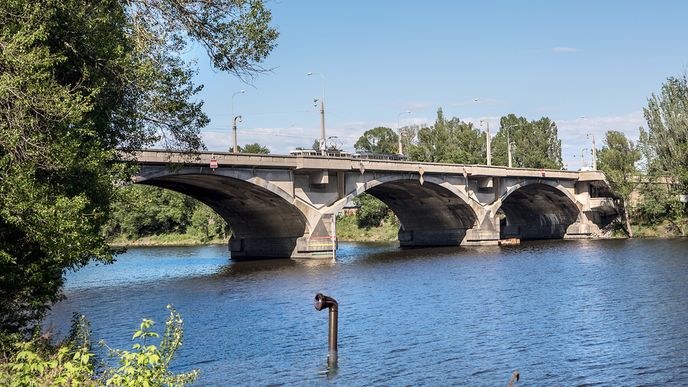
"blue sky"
190,0,688,169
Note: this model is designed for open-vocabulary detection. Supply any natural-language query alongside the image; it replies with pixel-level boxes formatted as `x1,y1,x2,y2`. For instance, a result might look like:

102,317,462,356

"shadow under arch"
354,177,478,247
138,174,308,256
497,182,580,240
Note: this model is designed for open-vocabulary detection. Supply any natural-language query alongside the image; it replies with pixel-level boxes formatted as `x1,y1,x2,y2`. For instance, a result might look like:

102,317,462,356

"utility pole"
481,120,492,166
320,99,326,153
231,90,245,151
232,115,242,153
307,72,326,155
397,110,411,155
507,128,512,168
591,134,597,170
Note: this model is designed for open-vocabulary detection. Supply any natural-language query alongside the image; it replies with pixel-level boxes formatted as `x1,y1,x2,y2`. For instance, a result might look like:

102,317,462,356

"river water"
47,239,688,385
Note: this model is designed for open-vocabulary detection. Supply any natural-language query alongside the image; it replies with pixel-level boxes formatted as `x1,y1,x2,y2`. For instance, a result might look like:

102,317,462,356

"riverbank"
109,233,228,247
109,219,687,247
631,220,686,238
335,214,398,242
108,215,398,247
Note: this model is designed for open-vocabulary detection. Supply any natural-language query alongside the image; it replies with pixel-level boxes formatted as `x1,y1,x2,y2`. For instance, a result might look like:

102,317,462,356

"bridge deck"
131,150,605,181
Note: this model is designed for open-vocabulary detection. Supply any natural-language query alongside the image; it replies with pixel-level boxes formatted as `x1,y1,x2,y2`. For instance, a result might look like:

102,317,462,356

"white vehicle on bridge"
290,149,352,158
352,152,408,161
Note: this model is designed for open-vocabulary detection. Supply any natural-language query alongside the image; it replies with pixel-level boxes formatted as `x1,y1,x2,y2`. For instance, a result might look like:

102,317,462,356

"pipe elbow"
314,293,338,312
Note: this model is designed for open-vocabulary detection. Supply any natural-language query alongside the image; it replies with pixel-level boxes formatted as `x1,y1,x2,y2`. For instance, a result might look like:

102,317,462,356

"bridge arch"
137,173,308,257
343,175,479,247
495,180,581,240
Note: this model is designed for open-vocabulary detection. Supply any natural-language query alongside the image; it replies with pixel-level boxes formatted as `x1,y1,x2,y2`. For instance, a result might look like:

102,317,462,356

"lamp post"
502,124,519,168
231,90,245,152
480,120,492,166
397,110,411,155
580,116,598,170
307,72,326,154
232,115,242,153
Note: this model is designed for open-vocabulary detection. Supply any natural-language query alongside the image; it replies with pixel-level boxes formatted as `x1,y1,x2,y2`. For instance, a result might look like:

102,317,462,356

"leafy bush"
0,306,197,386
354,193,391,229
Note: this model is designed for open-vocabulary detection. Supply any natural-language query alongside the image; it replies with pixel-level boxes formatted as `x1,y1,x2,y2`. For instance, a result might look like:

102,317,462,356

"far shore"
108,216,686,248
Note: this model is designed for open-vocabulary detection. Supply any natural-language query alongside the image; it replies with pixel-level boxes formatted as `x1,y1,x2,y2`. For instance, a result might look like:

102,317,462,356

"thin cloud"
452,97,505,107
552,47,579,53
402,101,432,111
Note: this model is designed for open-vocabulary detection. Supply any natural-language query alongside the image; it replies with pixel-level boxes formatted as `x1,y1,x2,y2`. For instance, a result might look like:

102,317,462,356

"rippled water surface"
47,239,688,385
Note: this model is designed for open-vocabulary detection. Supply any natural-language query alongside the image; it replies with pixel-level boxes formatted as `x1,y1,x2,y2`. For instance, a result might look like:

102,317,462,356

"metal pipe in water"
314,293,338,364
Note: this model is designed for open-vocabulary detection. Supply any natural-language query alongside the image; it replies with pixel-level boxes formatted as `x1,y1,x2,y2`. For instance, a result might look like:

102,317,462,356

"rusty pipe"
314,293,338,357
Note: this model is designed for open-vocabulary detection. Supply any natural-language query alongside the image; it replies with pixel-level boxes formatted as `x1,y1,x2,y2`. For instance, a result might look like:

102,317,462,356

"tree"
104,185,196,239
0,0,278,336
408,108,485,164
598,131,641,236
354,127,399,154
354,194,390,229
639,74,688,234
237,143,270,154
492,114,562,169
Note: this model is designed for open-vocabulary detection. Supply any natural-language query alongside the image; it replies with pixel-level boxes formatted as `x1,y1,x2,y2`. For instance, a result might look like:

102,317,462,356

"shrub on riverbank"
1,306,197,386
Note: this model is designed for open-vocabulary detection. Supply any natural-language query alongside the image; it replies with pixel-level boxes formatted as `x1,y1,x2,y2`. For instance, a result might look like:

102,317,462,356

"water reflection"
48,239,688,385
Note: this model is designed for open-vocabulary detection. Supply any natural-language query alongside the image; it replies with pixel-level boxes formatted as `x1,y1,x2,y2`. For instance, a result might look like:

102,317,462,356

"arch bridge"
131,150,617,259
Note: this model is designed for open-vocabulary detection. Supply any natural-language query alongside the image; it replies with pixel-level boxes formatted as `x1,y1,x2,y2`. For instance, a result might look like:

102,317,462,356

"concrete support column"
398,228,470,247
564,212,600,239
462,212,500,246
229,236,301,259
462,227,500,246
294,213,337,259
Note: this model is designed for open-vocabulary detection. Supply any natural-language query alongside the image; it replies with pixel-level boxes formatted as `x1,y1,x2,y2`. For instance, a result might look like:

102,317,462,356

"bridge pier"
229,237,301,260
398,228,469,247
563,219,601,240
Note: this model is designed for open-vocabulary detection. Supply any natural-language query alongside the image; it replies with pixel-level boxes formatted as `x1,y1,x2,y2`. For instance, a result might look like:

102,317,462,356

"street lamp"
231,90,245,152
480,119,492,166
397,110,411,155
231,89,245,117
307,72,326,155
232,115,242,153
580,116,597,170
502,123,521,168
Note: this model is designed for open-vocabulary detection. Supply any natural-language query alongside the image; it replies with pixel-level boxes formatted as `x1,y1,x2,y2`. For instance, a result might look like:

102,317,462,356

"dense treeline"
353,74,688,237
105,185,230,242
607,74,688,236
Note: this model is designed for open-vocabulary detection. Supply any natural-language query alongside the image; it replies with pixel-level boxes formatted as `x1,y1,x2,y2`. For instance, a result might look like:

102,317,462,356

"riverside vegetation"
0,0,279,384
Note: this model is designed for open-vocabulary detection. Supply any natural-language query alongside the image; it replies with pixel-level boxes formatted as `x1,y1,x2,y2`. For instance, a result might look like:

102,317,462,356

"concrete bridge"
131,150,618,259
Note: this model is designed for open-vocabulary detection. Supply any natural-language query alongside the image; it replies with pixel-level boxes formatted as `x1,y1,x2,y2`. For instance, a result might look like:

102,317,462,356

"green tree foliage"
408,108,486,164
491,114,563,169
354,127,399,154
0,0,277,334
598,131,641,236
105,185,229,242
188,205,230,242
1,306,197,386
105,186,196,239
237,143,270,154
637,74,688,234
354,194,391,229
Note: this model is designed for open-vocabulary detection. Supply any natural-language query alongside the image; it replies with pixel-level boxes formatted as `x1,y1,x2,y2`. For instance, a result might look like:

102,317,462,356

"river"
46,239,688,385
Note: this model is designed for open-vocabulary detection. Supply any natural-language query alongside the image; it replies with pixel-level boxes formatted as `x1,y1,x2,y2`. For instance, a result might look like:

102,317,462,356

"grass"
109,233,228,247
336,214,398,242
631,220,686,238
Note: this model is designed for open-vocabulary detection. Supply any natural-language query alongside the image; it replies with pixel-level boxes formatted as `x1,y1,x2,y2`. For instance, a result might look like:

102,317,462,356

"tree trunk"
623,198,633,238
